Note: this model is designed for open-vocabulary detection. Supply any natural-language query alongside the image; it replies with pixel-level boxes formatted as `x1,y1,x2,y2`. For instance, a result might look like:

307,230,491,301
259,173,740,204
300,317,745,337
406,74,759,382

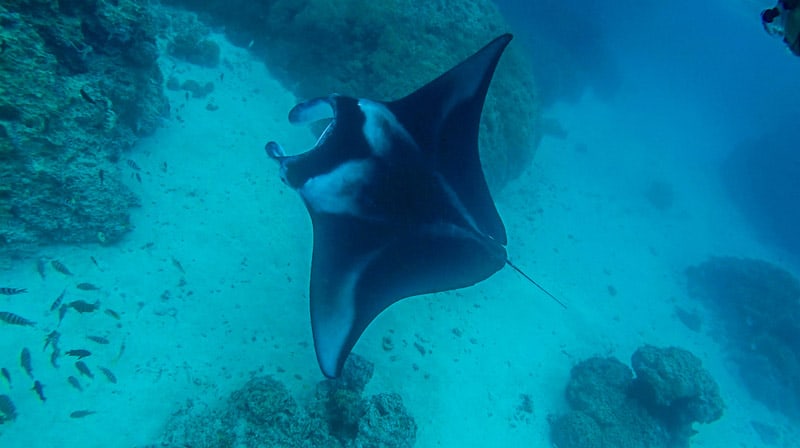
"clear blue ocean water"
1,1,798,447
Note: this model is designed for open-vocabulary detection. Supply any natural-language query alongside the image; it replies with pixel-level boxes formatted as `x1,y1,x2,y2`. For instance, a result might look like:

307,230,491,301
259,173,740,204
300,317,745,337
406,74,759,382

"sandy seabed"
0,37,795,447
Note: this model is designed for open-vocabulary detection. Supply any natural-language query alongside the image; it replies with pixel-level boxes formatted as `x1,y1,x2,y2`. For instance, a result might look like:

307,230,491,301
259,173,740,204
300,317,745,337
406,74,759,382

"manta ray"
265,33,562,378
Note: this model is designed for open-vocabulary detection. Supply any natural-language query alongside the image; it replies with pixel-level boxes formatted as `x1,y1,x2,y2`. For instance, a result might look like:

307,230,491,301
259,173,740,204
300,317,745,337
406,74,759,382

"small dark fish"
171,256,185,274
20,348,33,379
68,300,100,313
1,367,10,386
0,287,26,295
67,376,83,392
98,169,105,185
36,257,47,280
50,348,60,368
76,282,99,291
161,161,168,173
79,87,96,104
66,349,91,359
90,256,99,268
32,380,46,402
75,361,93,378
50,288,66,312
135,172,142,183
126,159,140,171
86,335,109,345
58,303,68,326
51,260,73,276
0,394,16,421
114,339,126,362
220,72,224,82
98,366,117,384
0,311,35,326
43,330,60,352
0,40,7,55
70,410,95,418
104,308,120,320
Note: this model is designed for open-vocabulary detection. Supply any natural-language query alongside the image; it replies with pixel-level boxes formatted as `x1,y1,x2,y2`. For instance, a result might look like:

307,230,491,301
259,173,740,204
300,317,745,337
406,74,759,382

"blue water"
503,0,800,258
2,1,800,447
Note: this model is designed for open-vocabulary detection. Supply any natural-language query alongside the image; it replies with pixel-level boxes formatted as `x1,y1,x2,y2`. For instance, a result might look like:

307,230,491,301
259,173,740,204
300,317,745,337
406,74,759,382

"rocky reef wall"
0,0,168,259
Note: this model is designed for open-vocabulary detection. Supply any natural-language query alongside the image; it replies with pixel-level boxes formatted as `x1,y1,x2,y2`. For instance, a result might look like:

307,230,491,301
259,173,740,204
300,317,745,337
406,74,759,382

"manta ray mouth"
264,96,337,173
288,96,337,154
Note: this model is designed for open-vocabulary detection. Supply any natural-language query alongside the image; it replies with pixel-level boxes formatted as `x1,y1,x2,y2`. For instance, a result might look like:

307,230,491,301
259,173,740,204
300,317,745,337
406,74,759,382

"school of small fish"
1,257,129,424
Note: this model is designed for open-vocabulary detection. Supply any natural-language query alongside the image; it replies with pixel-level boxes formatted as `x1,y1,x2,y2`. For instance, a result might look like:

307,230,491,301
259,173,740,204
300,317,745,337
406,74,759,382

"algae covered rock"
565,357,633,426
631,345,724,427
162,354,416,448
232,376,300,428
356,393,417,448
0,0,167,257
549,411,604,448
549,346,723,448
166,12,220,67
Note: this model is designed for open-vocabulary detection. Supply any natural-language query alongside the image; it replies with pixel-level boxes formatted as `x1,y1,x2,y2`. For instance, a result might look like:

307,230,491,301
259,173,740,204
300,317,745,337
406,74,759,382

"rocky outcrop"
161,354,417,448
549,346,724,448
0,0,168,259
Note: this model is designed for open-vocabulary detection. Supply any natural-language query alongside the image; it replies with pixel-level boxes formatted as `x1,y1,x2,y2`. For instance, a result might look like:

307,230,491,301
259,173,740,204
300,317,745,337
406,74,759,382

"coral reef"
630,346,724,443
549,346,723,448
162,0,543,188
161,354,416,448
0,0,168,257
166,12,220,67
686,256,800,418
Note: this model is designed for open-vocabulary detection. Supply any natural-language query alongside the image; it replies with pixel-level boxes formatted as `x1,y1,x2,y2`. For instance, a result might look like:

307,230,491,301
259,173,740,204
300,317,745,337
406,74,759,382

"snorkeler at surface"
762,0,800,56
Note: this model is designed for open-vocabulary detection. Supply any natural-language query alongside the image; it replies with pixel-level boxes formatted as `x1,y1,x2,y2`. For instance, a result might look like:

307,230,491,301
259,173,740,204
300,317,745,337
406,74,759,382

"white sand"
0,36,796,448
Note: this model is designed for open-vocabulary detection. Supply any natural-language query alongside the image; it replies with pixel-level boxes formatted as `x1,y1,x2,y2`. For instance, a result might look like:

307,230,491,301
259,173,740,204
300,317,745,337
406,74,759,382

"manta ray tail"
505,259,567,309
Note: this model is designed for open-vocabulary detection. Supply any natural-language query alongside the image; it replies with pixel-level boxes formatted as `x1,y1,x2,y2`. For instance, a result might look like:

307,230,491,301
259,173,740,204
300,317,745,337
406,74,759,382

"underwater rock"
549,346,722,448
169,33,220,67
549,411,604,448
308,353,416,447
686,256,800,419
161,0,543,188
0,0,167,257
165,11,221,67
565,357,632,426
327,352,375,396
161,354,416,447
180,79,215,98
232,376,300,428
630,345,724,443
356,393,417,448
311,356,370,442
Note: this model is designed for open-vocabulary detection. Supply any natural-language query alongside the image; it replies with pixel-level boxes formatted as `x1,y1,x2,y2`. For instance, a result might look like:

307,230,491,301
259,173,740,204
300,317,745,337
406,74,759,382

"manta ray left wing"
265,34,513,378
